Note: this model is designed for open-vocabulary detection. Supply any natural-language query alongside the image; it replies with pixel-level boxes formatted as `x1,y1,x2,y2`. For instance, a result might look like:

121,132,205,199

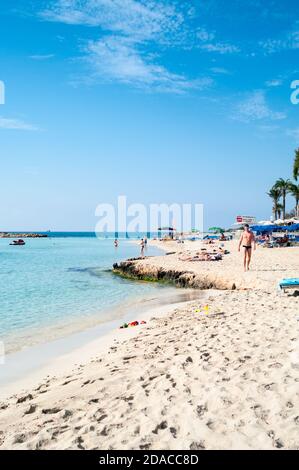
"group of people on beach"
114,226,257,272
114,237,148,255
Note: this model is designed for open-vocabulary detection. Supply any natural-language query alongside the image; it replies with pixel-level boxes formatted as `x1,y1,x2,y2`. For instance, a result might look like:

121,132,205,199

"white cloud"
0,117,38,131
291,30,299,48
200,42,239,54
196,28,215,42
41,0,217,93
195,26,239,54
210,67,231,75
85,36,212,93
265,79,283,87
233,91,286,122
41,0,185,42
41,1,239,92
260,38,284,54
260,22,299,54
29,54,55,60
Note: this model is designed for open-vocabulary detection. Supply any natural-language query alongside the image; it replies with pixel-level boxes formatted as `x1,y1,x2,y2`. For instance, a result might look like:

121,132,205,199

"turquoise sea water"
0,237,170,353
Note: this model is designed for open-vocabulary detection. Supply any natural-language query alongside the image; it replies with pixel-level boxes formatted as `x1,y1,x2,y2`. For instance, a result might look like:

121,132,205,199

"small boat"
10,239,26,246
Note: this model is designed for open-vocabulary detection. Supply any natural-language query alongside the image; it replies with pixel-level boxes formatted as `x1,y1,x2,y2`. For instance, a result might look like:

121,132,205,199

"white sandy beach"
131,238,299,290
0,240,298,450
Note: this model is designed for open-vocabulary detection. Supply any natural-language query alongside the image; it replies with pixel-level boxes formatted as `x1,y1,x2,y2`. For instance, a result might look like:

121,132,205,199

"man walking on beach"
238,224,256,271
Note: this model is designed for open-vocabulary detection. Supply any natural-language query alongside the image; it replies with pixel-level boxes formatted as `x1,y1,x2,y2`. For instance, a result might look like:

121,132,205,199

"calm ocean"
0,235,173,354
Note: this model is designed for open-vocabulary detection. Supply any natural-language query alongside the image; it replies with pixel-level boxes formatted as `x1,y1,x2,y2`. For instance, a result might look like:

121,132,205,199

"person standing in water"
238,224,256,271
114,239,119,248
140,238,145,255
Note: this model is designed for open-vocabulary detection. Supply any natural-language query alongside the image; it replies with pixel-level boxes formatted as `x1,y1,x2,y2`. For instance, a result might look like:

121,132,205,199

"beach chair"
279,278,299,293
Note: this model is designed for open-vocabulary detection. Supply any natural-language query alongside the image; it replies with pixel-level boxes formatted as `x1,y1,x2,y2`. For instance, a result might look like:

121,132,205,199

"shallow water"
0,288,201,388
0,237,175,353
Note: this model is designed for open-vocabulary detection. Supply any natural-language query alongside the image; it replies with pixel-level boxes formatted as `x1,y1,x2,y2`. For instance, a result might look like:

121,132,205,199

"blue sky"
0,0,299,231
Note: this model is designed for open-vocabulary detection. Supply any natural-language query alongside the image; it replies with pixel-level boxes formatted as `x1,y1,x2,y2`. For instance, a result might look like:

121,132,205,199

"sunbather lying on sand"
209,247,229,255
179,252,222,262
200,247,229,256
203,239,215,245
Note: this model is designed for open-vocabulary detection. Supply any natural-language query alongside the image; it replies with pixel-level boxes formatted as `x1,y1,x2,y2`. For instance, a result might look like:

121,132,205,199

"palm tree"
276,203,284,219
294,148,299,181
288,182,299,217
267,187,282,220
274,178,292,220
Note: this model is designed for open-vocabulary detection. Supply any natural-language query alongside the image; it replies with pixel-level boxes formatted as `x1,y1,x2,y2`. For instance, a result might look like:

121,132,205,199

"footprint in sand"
24,404,38,415
14,433,28,444
152,421,168,434
17,394,33,404
42,407,61,415
190,441,205,450
196,404,208,418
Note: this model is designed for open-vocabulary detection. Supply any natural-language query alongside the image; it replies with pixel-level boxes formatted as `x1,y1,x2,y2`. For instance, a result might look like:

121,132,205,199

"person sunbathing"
204,248,227,256
203,239,215,245
179,252,207,261
210,253,222,261
179,252,221,262
277,234,289,245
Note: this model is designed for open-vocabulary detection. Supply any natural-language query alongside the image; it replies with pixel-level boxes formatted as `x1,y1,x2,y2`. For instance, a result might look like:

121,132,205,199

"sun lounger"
279,278,299,293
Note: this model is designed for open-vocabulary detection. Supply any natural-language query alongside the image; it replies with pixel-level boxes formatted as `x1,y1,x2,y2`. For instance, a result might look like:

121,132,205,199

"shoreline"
0,239,166,356
113,259,237,290
0,289,202,400
0,238,298,449
1,285,179,355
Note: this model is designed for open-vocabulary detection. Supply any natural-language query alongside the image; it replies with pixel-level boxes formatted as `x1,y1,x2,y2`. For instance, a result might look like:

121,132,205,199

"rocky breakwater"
0,233,48,238
113,257,237,290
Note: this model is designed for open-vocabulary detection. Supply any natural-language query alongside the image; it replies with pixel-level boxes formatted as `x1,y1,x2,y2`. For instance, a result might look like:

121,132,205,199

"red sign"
236,216,256,224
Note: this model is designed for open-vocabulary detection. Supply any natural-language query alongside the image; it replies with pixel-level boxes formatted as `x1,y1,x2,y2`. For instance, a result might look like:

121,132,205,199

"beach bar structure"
158,227,176,240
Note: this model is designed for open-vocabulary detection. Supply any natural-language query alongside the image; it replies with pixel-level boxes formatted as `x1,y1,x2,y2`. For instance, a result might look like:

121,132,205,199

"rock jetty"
0,233,48,238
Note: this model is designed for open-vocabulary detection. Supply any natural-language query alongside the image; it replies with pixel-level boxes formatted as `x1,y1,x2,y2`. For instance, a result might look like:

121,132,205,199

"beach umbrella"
285,223,299,231
284,218,298,224
258,220,274,226
209,227,225,233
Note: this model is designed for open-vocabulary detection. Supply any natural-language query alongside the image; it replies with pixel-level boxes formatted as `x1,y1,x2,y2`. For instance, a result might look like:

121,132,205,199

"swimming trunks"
243,245,252,250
